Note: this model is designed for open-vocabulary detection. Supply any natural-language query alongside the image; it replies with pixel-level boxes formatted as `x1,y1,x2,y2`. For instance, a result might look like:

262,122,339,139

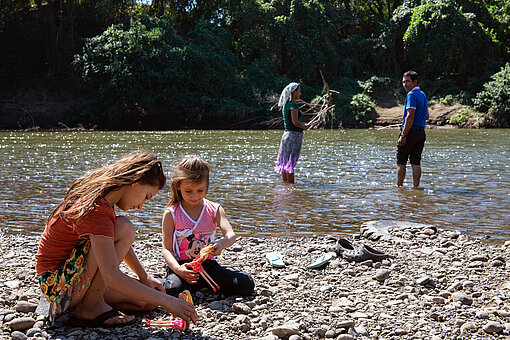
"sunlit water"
1,129,509,241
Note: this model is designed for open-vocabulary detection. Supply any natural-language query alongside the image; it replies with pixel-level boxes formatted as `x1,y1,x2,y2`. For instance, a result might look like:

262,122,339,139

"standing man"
397,70,429,187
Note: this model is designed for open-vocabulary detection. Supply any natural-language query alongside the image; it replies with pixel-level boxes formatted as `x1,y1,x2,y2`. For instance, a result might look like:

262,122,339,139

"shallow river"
1,129,509,241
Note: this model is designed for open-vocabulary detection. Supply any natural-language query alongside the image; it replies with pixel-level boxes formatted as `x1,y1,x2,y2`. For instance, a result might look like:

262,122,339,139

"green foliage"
358,76,392,97
350,93,376,126
0,15,48,82
242,58,287,100
473,62,510,127
2,0,510,129
449,108,476,125
71,17,252,128
438,94,456,105
487,1,510,50
0,0,31,33
402,0,503,79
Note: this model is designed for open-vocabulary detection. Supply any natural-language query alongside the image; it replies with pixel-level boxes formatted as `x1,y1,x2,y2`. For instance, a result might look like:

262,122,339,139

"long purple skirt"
275,130,303,174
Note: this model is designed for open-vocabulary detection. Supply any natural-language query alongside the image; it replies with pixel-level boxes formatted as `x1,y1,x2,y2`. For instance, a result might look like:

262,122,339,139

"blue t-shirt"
402,87,428,128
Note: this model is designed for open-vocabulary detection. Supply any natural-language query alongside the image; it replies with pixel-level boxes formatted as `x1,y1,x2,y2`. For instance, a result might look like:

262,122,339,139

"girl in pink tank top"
161,156,254,297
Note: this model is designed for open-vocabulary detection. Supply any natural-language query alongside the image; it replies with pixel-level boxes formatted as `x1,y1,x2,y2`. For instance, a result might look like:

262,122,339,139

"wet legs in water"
396,164,422,187
282,172,294,184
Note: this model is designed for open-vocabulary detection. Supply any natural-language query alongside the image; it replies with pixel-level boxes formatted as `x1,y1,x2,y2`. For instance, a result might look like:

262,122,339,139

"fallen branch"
264,70,340,129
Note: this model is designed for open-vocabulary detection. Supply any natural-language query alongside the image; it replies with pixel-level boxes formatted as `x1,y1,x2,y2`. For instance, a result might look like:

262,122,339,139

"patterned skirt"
275,130,303,174
38,239,92,326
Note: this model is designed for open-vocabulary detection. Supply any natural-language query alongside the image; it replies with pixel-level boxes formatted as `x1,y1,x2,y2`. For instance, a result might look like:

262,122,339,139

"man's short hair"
403,70,418,82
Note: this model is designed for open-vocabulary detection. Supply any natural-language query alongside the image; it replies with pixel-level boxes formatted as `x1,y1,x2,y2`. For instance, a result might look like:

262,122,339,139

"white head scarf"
278,82,300,108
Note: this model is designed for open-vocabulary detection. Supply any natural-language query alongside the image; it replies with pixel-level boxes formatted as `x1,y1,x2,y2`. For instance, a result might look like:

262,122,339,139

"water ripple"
1,129,509,241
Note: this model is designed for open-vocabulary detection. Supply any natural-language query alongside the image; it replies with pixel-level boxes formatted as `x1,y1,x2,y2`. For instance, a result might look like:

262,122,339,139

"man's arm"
398,107,415,146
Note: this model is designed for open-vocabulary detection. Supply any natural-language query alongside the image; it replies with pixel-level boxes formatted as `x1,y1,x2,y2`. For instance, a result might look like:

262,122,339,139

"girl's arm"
89,236,198,325
291,109,308,130
162,210,198,284
124,246,164,292
211,206,236,256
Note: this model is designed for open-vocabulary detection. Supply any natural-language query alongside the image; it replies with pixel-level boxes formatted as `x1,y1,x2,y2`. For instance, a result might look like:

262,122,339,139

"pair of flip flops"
334,238,388,262
265,252,334,269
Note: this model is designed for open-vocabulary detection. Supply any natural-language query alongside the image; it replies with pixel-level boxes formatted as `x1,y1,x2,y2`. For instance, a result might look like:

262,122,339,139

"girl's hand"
210,242,223,256
162,296,198,329
141,273,165,293
177,263,199,284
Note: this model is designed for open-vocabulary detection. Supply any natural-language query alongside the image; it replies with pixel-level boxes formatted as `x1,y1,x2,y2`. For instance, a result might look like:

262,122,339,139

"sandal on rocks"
333,238,356,256
360,244,388,262
335,238,365,262
307,252,334,269
336,238,388,263
68,309,134,328
266,252,285,268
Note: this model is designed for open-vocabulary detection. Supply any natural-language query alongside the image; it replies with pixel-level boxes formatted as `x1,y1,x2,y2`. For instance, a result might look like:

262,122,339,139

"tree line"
1,0,509,129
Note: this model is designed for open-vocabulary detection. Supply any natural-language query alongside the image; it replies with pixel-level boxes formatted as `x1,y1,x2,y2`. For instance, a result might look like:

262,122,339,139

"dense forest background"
1,0,509,129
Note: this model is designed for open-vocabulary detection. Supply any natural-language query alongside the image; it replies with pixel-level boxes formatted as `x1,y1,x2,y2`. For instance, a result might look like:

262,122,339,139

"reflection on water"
425,188,485,196
1,129,509,241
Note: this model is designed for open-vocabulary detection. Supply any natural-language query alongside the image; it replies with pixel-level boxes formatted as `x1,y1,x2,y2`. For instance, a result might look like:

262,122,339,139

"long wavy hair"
168,156,210,207
48,150,166,224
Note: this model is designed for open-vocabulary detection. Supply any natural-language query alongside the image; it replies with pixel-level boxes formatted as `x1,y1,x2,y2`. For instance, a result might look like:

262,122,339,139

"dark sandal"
361,244,388,262
69,309,134,328
334,238,356,256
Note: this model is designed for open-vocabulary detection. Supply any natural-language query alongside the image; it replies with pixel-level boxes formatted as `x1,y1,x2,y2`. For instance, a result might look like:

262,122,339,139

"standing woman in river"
275,82,308,183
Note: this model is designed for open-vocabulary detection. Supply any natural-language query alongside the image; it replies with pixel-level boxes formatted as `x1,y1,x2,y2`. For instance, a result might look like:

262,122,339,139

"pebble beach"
1,221,509,340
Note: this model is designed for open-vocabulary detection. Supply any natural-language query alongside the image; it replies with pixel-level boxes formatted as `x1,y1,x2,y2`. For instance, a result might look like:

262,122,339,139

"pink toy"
190,244,220,292
144,290,193,330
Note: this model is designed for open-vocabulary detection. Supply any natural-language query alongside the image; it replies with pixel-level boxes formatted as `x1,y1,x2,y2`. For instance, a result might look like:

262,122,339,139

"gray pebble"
209,301,223,311
6,317,36,331
452,292,473,305
460,322,477,334
271,323,300,338
325,329,336,338
336,335,355,340
491,260,505,267
337,320,355,328
483,321,504,334
469,254,489,262
476,310,490,319
10,331,28,340
26,328,42,337
232,302,251,315
4,313,17,323
14,301,38,313
374,269,391,282
416,275,431,285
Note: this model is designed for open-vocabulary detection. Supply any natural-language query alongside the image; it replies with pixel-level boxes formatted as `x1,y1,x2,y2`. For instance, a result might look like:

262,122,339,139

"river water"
1,129,509,241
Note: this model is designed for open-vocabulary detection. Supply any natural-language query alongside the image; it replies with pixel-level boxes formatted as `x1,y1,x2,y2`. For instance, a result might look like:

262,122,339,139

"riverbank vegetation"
1,0,509,129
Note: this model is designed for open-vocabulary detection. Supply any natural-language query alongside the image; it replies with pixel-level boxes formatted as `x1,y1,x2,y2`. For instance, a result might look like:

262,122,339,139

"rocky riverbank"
1,221,509,339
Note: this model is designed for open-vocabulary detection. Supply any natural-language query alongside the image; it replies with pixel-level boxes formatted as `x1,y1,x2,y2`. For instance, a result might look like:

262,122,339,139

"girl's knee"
114,216,136,243
226,273,255,296
237,275,255,296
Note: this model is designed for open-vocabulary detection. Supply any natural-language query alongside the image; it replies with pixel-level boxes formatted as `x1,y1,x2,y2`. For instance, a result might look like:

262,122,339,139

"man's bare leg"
411,164,422,187
396,164,406,187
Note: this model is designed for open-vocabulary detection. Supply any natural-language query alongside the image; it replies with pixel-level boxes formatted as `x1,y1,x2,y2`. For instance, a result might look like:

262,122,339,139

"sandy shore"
1,221,509,339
